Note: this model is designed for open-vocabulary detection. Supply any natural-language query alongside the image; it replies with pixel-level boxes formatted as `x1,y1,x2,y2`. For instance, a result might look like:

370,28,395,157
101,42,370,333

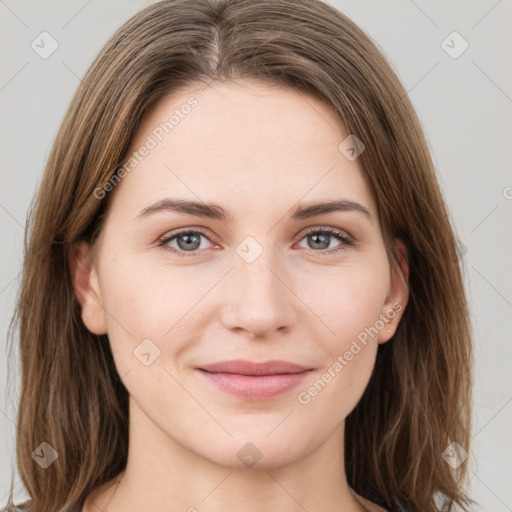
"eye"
296,227,353,255
157,226,354,257
158,228,216,257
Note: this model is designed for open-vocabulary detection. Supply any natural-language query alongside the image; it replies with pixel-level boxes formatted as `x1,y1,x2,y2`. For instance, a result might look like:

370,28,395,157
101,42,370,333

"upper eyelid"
159,226,216,243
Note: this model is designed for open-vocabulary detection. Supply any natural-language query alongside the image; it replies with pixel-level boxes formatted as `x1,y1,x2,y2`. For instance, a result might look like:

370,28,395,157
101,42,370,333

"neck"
85,397,370,512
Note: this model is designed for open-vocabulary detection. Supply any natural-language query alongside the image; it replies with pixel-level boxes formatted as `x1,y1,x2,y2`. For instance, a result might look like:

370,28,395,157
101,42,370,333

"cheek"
296,258,390,344
293,261,388,409
99,253,209,331
294,292,383,426
96,253,221,374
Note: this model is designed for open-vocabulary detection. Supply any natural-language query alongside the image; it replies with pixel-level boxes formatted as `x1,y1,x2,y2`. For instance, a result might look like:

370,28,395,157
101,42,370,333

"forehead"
109,78,376,221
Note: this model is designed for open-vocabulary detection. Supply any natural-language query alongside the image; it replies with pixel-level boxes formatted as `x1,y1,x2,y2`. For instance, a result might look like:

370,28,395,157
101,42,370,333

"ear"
377,238,409,344
69,241,108,335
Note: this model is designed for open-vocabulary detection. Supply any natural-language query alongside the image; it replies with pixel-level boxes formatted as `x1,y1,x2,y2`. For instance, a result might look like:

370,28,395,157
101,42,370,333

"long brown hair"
4,0,474,510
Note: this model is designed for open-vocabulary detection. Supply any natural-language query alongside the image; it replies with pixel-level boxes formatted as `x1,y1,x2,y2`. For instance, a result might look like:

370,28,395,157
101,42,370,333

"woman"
4,0,474,511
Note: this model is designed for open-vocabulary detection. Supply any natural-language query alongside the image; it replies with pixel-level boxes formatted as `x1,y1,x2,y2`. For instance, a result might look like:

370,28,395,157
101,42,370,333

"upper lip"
197,359,312,376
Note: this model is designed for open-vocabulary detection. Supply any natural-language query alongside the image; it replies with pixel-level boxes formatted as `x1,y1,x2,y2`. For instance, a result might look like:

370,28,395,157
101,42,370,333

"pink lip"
196,359,313,400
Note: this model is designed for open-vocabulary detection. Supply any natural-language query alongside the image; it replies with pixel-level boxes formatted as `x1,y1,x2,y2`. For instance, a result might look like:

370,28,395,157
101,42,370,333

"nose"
219,246,298,339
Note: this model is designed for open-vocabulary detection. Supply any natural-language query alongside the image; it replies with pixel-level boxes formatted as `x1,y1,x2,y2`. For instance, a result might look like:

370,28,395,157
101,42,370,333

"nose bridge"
235,234,286,304
220,234,297,335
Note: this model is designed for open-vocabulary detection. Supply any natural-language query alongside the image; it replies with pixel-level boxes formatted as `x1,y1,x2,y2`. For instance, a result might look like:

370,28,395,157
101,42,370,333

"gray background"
1,0,511,510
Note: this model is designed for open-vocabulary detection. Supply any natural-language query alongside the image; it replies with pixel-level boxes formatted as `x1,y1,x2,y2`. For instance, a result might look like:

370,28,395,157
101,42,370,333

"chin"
195,433,311,471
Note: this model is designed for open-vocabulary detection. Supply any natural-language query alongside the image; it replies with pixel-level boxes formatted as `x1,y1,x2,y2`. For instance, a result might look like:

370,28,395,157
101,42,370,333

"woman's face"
74,78,408,470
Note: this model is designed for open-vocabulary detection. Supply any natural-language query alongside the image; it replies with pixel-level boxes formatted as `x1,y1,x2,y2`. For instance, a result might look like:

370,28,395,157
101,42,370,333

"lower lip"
195,369,312,400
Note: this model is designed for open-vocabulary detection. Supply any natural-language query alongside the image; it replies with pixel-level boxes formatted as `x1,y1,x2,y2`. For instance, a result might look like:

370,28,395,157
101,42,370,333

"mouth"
195,359,314,400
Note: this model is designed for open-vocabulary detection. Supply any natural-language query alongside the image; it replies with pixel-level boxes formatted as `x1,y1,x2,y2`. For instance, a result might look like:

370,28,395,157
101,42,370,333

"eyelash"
157,226,353,258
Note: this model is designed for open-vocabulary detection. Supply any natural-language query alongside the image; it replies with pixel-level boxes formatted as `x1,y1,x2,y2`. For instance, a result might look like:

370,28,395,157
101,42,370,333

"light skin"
72,78,409,512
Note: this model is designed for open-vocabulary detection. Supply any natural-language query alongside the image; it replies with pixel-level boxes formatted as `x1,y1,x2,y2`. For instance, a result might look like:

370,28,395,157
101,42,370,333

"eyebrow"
136,198,372,223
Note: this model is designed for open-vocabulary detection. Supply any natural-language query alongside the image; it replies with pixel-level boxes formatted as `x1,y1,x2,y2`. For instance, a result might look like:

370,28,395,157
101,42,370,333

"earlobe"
69,241,108,335
377,238,410,344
